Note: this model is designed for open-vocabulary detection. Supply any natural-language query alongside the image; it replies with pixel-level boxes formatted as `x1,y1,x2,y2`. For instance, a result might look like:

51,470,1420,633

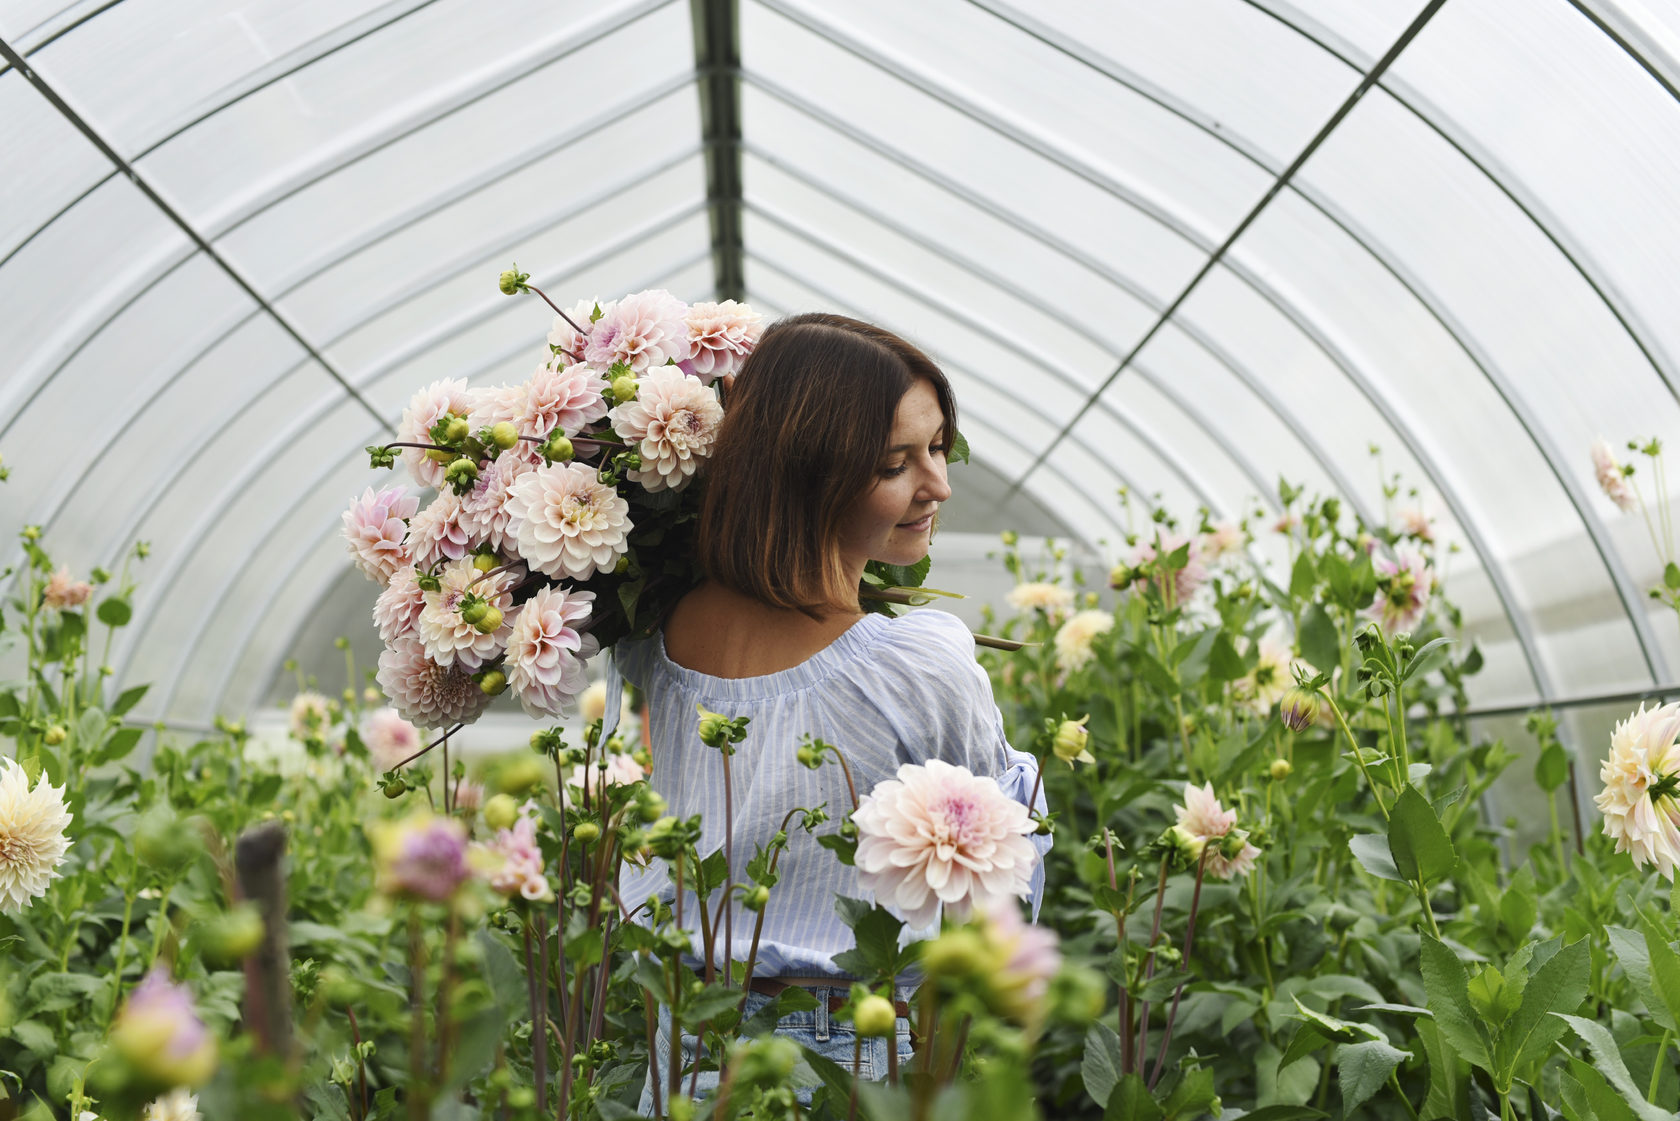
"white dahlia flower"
1175,782,1261,880
1235,636,1296,715
374,566,426,644
1592,438,1638,513
397,379,475,489
584,288,691,373
406,490,476,572
1053,609,1114,674
507,462,631,581
143,1089,202,1121
505,586,600,718
288,691,330,741
341,485,419,586
685,300,763,383
1596,702,1680,879
0,757,72,912
1006,582,1075,618
416,558,517,670
853,759,1038,928
376,638,491,729
609,366,723,492
363,706,421,770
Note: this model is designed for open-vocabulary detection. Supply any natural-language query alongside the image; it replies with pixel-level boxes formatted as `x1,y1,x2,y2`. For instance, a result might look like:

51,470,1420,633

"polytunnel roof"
3,0,1680,730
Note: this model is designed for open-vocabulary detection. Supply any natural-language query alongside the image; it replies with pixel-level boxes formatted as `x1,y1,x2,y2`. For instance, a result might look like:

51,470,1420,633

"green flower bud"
1052,716,1093,767
743,884,771,912
1000,529,1018,547
921,928,992,980
474,606,503,634
496,756,546,794
444,457,478,485
445,418,471,445
1108,563,1135,591
478,669,507,696
1278,686,1320,733
135,807,202,874
573,822,601,844
198,902,265,964
43,724,66,746
853,994,897,1038
611,374,638,403
425,447,456,463
383,778,408,799
638,791,667,822
490,421,519,449
483,793,519,831
545,435,574,463
697,707,730,748
460,599,488,626
498,270,522,296
1269,758,1293,782
473,553,497,573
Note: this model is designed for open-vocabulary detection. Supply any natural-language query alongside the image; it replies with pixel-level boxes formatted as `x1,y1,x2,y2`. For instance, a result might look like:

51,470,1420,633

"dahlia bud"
853,994,897,1038
1157,824,1206,869
478,670,508,696
197,903,264,965
43,724,66,746
490,421,518,449
109,970,218,1089
444,458,478,486
921,928,993,980
474,607,503,634
473,553,497,573
383,777,408,799
638,791,667,822
544,435,574,463
796,744,820,769
483,793,519,831
743,884,771,912
611,374,638,403
498,269,523,295
1109,563,1135,591
573,822,601,844
1269,758,1293,782
632,747,653,769
425,447,456,463
1278,686,1320,732
441,416,470,443
1052,716,1094,767
460,599,488,626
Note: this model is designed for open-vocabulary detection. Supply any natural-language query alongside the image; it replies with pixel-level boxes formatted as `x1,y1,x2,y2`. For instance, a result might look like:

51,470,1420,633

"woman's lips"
898,513,934,532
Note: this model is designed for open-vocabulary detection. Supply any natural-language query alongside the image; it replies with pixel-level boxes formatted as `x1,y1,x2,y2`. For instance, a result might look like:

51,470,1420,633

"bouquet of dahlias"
342,268,764,731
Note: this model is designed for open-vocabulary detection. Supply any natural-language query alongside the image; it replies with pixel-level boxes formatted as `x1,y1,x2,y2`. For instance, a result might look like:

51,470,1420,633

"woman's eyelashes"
880,442,948,478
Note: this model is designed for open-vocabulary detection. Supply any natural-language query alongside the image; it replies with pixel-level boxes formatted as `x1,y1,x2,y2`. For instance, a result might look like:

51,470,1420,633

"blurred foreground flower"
42,565,92,609
1054,609,1114,674
1175,782,1260,880
143,1089,202,1121
0,757,72,912
474,812,552,902
853,759,1038,927
1595,701,1680,878
1592,437,1638,512
372,813,471,902
562,752,644,808
110,969,217,1088
1235,636,1294,715
1007,581,1074,618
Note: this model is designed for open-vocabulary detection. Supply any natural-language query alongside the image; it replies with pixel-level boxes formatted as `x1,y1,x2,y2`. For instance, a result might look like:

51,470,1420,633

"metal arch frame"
966,0,1669,682
739,264,1140,542
110,220,714,693
1565,1,1680,121
691,0,746,299
739,76,1380,529
738,143,1284,517
744,204,1241,524
158,252,716,723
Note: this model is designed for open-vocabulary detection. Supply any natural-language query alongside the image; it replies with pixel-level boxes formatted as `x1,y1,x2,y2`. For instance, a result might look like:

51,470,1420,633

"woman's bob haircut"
696,312,957,616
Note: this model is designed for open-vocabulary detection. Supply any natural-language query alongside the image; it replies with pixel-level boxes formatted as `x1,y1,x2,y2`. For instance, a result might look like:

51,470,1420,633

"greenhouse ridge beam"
0,38,391,436
1568,0,1680,108
691,0,746,300
1006,0,1450,495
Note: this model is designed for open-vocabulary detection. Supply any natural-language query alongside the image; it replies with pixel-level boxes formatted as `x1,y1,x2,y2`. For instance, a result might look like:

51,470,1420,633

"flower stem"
1651,1028,1672,1102
1322,691,1389,820
525,921,547,1117
1134,855,1171,1072
1148,850,1209,1089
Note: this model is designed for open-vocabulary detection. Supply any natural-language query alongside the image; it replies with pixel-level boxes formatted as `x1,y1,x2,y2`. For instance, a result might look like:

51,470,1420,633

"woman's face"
838,378,954,570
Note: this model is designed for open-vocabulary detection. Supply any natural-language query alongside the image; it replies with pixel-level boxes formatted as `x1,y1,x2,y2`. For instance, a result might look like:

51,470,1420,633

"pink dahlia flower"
505,586,600,718
376,637,491,729
1364,547,1431,634
584,288,691,374
458,452,532,556
523,362,609,440
562,752,645,808
853,759,1039,928
608,366,724,492
1129,532,1208,605
1592,438,1638,512
685,300,763,383
982,900,1062,1028
372,813,470,902
416,558,517,670
363,706,421,771
110,968,217,1088
547,298,603,364
1200,520,1245,562
41,566,92,610
474,813,551,901
1272,512,1302,535
341,485,419,586
506,462,631,581
406,490,477,572
453,780,484,812
1175,782,1261,880
1396,506,1434,543
1596,701,1680,878
398,379,475,489
374,567,426,644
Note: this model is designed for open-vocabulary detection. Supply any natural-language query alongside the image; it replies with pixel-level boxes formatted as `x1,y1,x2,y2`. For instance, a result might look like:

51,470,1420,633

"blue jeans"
636,986,915,1115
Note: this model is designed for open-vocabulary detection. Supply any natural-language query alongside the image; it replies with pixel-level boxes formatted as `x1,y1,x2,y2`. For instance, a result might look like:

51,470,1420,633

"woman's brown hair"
696,312,957,616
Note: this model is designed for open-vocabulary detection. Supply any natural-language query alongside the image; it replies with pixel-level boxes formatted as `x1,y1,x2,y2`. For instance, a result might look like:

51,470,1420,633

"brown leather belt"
747,977,910,1018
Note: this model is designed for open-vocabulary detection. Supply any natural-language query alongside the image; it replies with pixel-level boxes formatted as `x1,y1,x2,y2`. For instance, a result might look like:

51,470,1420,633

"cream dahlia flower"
1396,505,1435,543
1174,782,1261,880
548,298,603,364
0,757,72,912
584,288,691,373
341,485,419,586
1054,609,1114,674
398,379,475,489
362,706,421,771
42,566,92,609
562,752,644,808
459,453,532,554
288,691,330,741
1007,582,1075,618
507,462,631,581
1130,532,1208,605
1364,548,1432,634
608,366,723,492
1235,636,1295,715
1200,520,1245,562
473,813,552,902
1592,438,1638,512
685,300,763,383
1595,702,1680,878
143,1089,202,1121
406,490,475,571
853,759,1039,928
374,567,426,644
416,558,517,670
376,638,491,729
523,362,609,440
505,586,600,718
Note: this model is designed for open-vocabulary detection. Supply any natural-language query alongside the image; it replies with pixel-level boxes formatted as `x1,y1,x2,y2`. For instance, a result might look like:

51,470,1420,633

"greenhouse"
4,0,1680,1116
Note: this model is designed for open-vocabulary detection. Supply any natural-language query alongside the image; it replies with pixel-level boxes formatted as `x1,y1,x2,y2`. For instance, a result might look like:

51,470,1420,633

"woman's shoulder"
857,609,987,691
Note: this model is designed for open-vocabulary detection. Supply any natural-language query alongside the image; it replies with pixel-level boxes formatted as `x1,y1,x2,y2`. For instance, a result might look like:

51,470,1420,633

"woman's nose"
923,461,953,503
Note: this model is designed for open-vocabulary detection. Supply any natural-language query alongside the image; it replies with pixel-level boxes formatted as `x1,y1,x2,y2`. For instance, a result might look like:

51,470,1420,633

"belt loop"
815,987,831,1042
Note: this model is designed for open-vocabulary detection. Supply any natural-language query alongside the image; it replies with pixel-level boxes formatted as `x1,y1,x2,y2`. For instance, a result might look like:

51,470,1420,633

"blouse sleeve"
873,610,1053,918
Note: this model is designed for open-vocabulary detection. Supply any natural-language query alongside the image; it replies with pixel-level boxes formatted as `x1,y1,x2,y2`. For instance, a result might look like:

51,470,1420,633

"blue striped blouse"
615,608,1051,980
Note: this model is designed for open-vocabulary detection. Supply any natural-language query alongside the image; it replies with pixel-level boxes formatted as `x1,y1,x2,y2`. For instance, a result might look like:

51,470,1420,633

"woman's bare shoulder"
662,581,863,679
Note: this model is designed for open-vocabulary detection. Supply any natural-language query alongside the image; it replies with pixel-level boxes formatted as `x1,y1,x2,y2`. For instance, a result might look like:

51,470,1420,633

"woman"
619,313,1048,1110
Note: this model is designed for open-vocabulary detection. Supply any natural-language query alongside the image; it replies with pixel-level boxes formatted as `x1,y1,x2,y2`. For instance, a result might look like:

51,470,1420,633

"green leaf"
1082,1021,1123,1109
8,1019,55,1057
683,982,743,1023
1290,997,1380,1044
1641,919,1680,1034
1298,604,1341,675
1348,833,1403,882
1416,1019,1469,1121
1499,868,1539,943
1104,1075,1163,1121
1418,935,1491,1070
1208,631,1247,685
829,899,908,978
1230,1110,1328,1121
1535,741,1572,793
1289,552,1318,599
1609,926,1673,1034
1666,561,1680,591
1401,637,1454,683
1279,1025,1330,1073
948,430,971,465
25,971,107,1014
96,596,132,627
96,726,142,764
1495,938,1589,1084
1554,1014,1673,1121
1337,1038,1410,1114
1388,785,1457,886
1161,1065,1217,1118
110,683,149,716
